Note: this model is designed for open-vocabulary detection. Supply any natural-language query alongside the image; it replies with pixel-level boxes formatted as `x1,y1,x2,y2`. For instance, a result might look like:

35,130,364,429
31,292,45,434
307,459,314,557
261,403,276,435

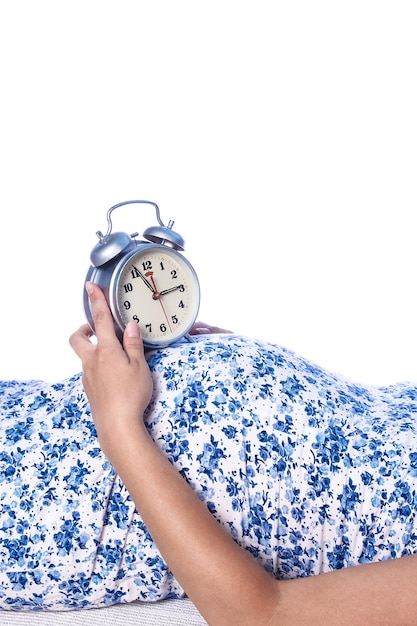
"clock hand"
158,284,184,297
133,266,155,293
145,271,173,333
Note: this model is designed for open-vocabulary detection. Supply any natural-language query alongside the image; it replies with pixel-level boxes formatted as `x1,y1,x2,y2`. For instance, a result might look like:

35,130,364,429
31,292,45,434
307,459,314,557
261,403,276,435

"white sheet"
1,599,207,626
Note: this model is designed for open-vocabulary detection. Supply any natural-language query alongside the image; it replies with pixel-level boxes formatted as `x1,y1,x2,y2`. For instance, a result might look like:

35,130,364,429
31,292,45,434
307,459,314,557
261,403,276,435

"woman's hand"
69,282,153,454
190,321,233,335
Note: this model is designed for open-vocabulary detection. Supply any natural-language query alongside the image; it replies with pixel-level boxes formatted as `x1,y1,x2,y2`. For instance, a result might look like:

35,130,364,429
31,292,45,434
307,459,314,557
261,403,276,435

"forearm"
70,285,278,623
278,554,417,625
103,423,278,626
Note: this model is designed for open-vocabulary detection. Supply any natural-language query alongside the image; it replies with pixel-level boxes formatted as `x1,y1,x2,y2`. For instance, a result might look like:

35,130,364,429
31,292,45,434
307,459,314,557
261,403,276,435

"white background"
0,1,415,384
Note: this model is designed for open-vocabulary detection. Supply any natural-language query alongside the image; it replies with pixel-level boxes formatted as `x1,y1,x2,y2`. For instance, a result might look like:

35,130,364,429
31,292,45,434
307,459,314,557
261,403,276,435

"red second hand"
145,271,173,333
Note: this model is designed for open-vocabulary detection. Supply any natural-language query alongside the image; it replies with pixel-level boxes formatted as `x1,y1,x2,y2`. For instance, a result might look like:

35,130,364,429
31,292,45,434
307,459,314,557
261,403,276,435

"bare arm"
70,283,417,626
70,284,277,625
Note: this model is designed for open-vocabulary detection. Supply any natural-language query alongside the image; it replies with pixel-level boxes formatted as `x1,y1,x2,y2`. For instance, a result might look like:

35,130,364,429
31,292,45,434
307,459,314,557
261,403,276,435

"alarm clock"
83,199,200,348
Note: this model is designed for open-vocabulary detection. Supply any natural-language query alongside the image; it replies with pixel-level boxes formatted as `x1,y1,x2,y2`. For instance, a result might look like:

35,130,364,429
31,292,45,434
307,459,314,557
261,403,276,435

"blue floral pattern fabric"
0,334,417,611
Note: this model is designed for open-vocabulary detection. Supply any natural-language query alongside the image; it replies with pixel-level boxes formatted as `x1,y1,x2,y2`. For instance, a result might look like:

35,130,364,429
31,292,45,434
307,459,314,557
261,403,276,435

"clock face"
112,245,200,347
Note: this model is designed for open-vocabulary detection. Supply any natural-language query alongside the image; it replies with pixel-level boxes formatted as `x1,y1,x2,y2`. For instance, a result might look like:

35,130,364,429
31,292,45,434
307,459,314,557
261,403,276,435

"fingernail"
126,321,140,338
85,281,94,295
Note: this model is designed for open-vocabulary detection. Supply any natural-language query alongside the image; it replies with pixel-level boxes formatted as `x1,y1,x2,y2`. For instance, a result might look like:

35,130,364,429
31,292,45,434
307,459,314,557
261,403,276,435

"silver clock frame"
84,241,200,348
83,200,200,349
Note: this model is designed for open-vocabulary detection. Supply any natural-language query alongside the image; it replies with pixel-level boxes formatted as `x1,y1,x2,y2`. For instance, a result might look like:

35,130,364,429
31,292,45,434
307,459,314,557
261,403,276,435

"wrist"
96,417,150,463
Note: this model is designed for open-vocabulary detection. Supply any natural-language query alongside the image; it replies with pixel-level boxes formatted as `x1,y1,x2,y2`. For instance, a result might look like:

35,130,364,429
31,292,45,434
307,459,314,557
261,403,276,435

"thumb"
123,321,145,360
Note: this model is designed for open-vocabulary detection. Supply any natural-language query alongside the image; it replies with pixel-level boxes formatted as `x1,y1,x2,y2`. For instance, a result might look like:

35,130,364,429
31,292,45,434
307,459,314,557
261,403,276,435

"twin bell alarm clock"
83,200,200,348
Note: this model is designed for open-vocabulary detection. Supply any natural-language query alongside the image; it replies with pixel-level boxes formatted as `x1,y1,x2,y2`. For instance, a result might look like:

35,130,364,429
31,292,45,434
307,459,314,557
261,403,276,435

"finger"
123,321,146,364
191,327,211,334
86,282,118,344
69,323,95,359
190,321,233,335
190,321,211,334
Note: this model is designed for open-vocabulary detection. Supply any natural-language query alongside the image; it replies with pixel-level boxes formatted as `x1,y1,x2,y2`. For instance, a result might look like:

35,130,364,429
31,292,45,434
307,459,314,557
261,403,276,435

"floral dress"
0,334,416,611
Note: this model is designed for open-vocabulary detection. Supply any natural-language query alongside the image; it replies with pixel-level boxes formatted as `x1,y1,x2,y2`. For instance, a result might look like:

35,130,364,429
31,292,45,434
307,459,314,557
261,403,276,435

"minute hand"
158,284,184,296
133,266,155,293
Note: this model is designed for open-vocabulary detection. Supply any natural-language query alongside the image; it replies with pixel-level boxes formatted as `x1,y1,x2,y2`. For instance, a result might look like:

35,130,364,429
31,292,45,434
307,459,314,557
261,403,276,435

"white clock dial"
114,246,200,346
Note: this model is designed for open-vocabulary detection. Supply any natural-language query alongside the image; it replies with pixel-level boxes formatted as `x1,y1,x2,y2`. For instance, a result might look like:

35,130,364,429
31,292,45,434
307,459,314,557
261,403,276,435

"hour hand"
158,284,184,297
